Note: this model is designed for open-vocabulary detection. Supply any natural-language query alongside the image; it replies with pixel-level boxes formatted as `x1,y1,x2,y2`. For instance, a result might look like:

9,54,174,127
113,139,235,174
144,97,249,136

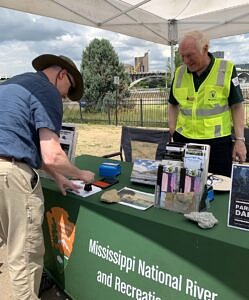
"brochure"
117,187,154,210
130,159,161,185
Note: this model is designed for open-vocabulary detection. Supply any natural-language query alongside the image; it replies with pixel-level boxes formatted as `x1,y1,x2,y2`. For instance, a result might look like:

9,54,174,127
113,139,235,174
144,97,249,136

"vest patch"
208,90,217,101
187,96,195,101
232,76,239,87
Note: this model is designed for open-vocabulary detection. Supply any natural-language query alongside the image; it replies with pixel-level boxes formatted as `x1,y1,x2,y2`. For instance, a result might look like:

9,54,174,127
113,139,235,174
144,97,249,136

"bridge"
129,74,166,88
129,71,166,82
128,69,249,84
1,69,249,85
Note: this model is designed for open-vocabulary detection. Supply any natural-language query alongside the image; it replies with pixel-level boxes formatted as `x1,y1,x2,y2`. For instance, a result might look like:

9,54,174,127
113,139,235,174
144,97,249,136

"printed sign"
113,76,119,85
228,163,249,231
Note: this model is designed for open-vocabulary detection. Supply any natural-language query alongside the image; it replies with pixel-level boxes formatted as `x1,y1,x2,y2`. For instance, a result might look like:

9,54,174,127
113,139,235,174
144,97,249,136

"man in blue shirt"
0,54,94,299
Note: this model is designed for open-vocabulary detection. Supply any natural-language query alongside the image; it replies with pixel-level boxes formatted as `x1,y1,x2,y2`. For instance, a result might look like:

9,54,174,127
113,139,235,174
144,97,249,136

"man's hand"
54,173,81,196
231,103,246,163
232,140,247,163
77,170,95,184
54,170,95,195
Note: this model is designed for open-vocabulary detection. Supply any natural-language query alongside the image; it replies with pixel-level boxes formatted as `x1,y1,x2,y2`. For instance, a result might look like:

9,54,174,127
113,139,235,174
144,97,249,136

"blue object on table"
207,186,214,202
99,162,121,179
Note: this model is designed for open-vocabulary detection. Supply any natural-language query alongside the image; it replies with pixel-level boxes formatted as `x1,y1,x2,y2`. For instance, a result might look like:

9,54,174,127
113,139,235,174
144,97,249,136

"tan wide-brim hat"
32,54,83,101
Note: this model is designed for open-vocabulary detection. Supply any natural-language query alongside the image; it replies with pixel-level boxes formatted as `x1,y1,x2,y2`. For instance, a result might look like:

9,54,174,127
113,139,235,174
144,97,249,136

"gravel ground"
0,124,121,299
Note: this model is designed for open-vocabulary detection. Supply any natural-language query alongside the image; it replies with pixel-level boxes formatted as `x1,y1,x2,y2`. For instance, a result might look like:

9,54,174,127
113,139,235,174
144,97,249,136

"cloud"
0,7,172,76
210,34,249,64
0,6,248,77
0,9,69,42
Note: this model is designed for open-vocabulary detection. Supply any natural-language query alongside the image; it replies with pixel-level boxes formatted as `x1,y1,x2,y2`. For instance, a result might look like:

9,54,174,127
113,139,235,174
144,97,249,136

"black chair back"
120,126,170,162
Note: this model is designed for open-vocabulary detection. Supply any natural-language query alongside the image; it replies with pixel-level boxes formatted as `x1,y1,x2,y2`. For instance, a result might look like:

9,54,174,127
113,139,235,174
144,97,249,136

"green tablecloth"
42,155,249,300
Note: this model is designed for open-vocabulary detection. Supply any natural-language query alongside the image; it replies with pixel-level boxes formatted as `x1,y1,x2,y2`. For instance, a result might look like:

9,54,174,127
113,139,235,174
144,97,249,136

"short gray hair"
180,31,209,53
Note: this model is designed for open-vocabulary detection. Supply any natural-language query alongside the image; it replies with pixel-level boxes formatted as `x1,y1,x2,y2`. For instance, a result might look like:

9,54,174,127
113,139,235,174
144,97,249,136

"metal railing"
63,88,249,127
63,89,169,127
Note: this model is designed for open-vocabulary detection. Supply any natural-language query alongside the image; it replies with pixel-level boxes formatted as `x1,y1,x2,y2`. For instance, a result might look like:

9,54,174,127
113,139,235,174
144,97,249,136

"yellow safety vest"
173,59,233,139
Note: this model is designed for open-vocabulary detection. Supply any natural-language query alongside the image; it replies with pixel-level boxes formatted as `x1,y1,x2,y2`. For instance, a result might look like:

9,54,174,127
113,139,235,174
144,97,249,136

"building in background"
124,64,134,73
134,52,149,73
212,51,224,58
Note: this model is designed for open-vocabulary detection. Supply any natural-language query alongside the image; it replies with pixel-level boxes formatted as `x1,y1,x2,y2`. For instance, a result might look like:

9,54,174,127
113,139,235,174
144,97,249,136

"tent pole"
170,44,175,82
168,19,177,83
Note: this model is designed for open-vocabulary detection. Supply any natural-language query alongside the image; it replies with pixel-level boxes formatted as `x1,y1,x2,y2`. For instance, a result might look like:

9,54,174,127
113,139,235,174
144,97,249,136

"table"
41,155,249,300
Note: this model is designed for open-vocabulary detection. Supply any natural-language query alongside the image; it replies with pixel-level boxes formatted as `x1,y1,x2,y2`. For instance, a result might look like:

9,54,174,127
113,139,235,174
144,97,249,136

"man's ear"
58,69,66,79
203,44,208,54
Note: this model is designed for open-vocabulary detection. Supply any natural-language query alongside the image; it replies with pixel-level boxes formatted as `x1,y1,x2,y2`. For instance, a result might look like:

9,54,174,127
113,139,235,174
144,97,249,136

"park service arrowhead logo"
46,207,75,270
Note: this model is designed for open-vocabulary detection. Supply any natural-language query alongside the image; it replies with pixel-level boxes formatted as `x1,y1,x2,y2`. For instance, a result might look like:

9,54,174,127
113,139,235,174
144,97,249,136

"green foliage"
81,38,131,112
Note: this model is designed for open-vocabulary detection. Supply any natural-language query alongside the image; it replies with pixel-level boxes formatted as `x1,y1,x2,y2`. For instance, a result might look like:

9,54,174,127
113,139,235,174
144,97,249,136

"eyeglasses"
66,73,74,91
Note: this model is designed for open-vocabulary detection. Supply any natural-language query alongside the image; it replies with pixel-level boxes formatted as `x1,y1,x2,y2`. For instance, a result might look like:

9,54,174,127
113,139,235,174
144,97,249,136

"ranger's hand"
232,140,247,163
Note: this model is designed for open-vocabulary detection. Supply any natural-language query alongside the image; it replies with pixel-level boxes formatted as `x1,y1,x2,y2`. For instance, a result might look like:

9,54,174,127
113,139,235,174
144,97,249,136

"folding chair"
103,126,170,162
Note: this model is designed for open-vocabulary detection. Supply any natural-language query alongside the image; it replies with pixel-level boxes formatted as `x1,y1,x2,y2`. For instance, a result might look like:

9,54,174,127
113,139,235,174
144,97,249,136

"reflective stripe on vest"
216,60,227,86
176,65,186,88
180,104,229,117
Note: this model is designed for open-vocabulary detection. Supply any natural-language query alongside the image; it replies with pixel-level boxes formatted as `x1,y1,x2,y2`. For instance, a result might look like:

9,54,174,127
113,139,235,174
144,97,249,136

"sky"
1,6,249,77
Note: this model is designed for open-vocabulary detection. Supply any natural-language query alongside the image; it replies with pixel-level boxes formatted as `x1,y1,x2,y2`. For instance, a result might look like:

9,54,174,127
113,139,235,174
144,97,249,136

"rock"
184,212,218,229
100,189,120,203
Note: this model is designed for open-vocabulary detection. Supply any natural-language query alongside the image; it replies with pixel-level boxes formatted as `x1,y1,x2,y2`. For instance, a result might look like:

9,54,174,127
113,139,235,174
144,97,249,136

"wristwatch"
235,137,245,142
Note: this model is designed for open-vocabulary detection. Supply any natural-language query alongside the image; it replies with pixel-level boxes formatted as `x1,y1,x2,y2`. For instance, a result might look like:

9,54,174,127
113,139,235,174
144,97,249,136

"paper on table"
207,174,231,191
117,187,154,210
69,180,102,197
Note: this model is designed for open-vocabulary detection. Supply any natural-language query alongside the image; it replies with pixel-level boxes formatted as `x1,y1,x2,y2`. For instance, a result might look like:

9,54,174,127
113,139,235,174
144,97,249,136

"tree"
81,38,130,112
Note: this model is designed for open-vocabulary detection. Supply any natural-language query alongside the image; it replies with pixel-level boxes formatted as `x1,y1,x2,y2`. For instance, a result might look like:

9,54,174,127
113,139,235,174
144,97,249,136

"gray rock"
184,212,218,229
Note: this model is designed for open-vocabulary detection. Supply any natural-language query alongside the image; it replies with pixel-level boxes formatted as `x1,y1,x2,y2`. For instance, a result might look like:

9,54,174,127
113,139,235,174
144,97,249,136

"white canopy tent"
1,0,249,74
1,0,249,44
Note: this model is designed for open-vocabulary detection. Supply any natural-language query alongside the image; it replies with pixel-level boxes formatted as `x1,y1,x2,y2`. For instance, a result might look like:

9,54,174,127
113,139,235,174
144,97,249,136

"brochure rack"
155,143,210,214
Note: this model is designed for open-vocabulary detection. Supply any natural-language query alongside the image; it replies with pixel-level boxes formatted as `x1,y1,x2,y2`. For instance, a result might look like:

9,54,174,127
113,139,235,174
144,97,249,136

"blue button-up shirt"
0,72,63,169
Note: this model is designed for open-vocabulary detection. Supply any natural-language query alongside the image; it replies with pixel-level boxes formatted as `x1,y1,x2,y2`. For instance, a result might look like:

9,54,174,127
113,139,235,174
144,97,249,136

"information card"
228,163,249,231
